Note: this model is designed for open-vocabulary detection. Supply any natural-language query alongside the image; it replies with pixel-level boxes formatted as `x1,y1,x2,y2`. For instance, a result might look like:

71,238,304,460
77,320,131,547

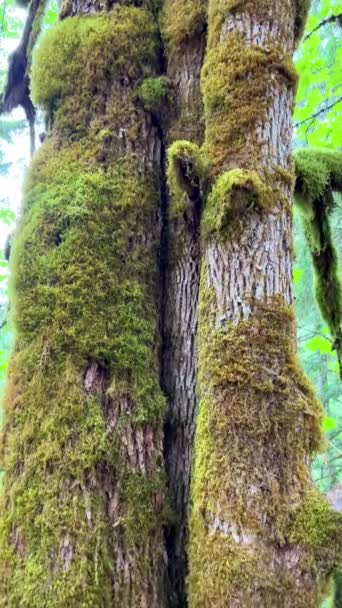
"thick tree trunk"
0,3,168,606
0,1,341,607
188,1,342,606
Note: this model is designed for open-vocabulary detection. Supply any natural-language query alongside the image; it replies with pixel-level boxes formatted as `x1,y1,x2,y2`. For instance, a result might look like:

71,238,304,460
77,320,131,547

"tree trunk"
0,3,168,606
0,1,341,607
188,1,342,606
161,2,206,605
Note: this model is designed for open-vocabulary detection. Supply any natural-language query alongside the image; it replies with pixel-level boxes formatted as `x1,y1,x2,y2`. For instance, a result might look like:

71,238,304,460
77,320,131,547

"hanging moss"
166,140,208,218
295,149,342,377
334,569,342,607
294,0,311,45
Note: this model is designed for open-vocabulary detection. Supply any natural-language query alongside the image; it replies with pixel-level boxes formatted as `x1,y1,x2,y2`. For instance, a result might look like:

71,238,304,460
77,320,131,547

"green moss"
139,76,170,113
202,169,275,236
188,270,335,604
32,7,159,134
295,149,342,206
121,472,171,545
201,33,297,172
13,142,165,423
207,0,310,47
0,139,167,605
334,569,342,607
295,149,342,376
161,0,207,52
188,514,258,606
289,490,342,549
166,140,208,217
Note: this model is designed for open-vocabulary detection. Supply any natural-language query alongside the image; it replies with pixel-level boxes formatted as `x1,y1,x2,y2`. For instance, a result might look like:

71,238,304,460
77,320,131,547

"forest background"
0,0,340,603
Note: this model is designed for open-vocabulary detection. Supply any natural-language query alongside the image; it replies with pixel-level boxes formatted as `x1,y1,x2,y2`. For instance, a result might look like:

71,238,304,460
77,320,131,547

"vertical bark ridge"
189,1,342,606
161,2,207,605
0,5,169,606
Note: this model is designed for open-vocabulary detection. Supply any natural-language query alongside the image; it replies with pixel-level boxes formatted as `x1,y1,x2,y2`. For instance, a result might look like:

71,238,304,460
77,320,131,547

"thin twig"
294,96,342,128
304,13,342,42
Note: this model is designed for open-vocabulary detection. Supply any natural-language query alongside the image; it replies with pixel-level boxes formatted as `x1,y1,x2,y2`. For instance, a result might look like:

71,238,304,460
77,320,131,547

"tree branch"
304,13,342,42
294,96,342,128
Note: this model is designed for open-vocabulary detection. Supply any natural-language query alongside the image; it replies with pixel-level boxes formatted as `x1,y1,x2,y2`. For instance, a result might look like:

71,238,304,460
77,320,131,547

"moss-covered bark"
294,149,342,378
161,3,208,603
0,4,169,606
1,0,341,606
188,1,342,606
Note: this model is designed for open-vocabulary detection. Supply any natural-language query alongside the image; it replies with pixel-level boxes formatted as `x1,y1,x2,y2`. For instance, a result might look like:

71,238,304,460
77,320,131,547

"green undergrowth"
295,149,342,376
188,280,341,605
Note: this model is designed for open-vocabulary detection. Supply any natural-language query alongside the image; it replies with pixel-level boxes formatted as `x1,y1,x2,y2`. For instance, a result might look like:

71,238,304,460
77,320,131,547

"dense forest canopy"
0,0,340,605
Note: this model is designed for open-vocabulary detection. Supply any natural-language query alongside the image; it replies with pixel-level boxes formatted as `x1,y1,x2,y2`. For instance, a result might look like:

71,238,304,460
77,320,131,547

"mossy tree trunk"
0,2,169,606
187,1,342,607
0,0,341,607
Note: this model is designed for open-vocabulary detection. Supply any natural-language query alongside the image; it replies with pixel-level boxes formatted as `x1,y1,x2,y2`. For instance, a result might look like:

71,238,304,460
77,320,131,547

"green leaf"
322,417,337,433
305,335,333,354
293,268,304,284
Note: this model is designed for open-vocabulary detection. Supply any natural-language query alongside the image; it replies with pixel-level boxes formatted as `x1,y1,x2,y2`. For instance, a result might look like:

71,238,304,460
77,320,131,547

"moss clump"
201,33,297,172
295,149,342,206
289,490,342,549
295,149,342,377
32,7,159,134
139,76,170,113
202,169,275,236
161,0,207,52
167,140,208,217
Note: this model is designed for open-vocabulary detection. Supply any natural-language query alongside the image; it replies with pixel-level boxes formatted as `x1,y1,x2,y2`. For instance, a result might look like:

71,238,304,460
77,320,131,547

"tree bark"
0,3,168,606
0,1,341,607
188,1,342,606
161,2,206,605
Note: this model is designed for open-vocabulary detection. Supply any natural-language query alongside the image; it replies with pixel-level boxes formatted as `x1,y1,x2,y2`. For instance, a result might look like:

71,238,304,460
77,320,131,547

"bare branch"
294,96,342,128
304,13,342,42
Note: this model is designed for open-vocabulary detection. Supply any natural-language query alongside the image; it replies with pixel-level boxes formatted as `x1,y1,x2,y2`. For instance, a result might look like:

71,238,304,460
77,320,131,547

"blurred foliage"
293,0,342,511
294,0,341,147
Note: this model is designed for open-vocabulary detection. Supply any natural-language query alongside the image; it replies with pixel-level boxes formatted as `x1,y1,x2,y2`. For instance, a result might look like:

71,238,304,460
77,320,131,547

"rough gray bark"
161,3,207,604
